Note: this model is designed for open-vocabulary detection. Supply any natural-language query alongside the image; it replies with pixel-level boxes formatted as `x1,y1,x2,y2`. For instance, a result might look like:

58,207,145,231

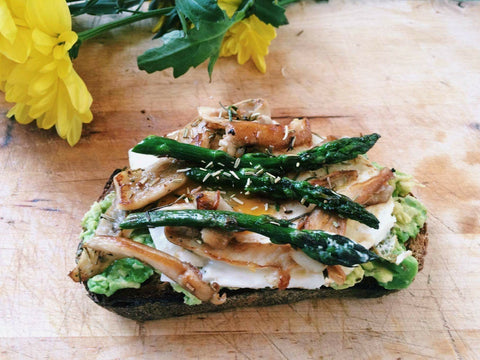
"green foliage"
69,0,144,16
71,0,300,77
138,0,259,78
175,0,225,25
250,0,288,27
137,0,296,77
138,20,231,78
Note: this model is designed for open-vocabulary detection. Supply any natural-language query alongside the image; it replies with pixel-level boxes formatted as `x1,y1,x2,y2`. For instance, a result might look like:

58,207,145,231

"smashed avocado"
389,171,418,197
87,258,154,296
87,229,156,296
171,283,202,305
331,266,365,290
393,195,427,243
80,194,156,296
356,170,425,290
80,192,115,241
362,256,418,290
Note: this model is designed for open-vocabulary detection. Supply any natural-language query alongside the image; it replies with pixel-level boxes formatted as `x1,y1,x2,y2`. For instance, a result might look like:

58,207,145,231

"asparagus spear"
186,168,380,229
120,210,379,267
132,134,380,174
133,136,236,168
241,133,380,173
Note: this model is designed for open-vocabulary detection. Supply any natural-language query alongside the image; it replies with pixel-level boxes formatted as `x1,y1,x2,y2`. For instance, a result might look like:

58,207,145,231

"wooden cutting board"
1,1,479,359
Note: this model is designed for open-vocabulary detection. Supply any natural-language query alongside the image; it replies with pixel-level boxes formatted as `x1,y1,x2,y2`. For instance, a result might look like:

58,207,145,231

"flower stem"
278,0,303,7
77,7,174,42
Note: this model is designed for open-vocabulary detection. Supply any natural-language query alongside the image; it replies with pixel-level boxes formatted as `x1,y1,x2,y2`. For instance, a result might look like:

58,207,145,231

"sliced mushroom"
326,265,347,285
194,190,236,249
70,194,126,282
114,159,187,211
344,167,395,206
168,118,221,148
82,235,225,304
303,208,347,235
95,198,126,236
226,98,272,122
164,227,295,289
222,118,312,153
69,248,120,282
308,170,359,190
164,227,293,269
200,228,235,250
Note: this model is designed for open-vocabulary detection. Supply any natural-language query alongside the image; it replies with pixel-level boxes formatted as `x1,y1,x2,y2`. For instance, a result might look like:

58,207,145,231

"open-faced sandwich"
70,99,428,321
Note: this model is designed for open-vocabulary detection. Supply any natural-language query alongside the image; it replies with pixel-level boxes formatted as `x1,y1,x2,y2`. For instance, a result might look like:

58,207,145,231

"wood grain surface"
1,1,480,359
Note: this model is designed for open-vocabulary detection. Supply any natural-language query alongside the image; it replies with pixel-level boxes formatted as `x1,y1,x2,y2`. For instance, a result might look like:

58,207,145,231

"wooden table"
1,1,479,358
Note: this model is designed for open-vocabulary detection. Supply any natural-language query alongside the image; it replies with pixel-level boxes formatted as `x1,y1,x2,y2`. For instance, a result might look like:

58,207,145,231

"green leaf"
175,0,225,25
69,0,143,16
251,0,288,27
137,20,231,78
233,0,256,21
137,0,256,78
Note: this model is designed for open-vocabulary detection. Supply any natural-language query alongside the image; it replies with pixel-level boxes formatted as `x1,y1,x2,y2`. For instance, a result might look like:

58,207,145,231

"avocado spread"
360,171,426,290
79,194,156,296
389,171,427,243
332,171,426,291
331,266,365,290
393,195,427,243
86,229,155,296
87,258,154,296
79,192,115,242
362,256,418,290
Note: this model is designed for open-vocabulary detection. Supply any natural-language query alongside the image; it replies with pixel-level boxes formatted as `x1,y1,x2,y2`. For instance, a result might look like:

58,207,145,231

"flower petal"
62,70,92,114
219,15,275,73
66,114,83,146
218,0,241,18
7,0,27,23
8,102,34,124
39,106,57,130
26,0,71,36
4,63,31,103
32,28,56,55
0,26,31,63
0,55,16,91
0,1,17,44
28,86,57,119
58,31,78,51
252,54,266,74
56,57,72,79
28,72,56,97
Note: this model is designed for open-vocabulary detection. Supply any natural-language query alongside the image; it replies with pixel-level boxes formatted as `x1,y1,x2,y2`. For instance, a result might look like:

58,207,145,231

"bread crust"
79,171,428,321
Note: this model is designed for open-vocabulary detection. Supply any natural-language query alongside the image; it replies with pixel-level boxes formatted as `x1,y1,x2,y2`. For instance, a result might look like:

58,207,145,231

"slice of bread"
78,171,428,321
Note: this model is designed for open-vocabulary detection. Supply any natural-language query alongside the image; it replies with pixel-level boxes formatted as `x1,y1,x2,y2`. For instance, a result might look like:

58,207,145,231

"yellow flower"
0,0,32,63
0,55,16,92
218,0,276,73
0,0,93,146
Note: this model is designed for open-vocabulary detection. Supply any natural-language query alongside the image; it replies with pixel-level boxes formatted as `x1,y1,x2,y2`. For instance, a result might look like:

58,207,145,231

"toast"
71,99,428,321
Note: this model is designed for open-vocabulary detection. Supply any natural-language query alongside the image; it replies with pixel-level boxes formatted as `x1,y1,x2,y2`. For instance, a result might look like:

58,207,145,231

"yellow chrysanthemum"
218,0,276,73
0,0,31,63
0,0,93,146
0,55,16,92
